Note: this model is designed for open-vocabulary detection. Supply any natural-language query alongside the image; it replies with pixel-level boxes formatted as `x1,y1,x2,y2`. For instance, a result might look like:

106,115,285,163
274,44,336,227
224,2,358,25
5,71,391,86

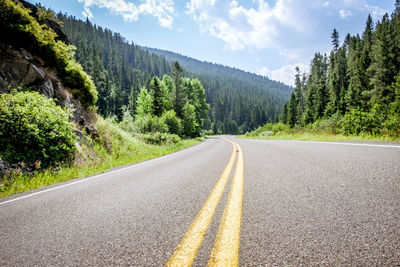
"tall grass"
0,118,201,198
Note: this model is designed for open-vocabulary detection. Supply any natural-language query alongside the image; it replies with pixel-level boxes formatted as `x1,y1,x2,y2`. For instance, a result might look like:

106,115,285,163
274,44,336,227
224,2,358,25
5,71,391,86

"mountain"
144,47,292,133
58,14,292,134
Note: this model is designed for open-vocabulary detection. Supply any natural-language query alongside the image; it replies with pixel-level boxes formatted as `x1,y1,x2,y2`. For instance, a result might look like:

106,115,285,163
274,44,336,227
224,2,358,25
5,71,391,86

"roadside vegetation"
0,84,204,198
0,2,207,198
0,115,202,198
244,122,400,142
246,4,400,141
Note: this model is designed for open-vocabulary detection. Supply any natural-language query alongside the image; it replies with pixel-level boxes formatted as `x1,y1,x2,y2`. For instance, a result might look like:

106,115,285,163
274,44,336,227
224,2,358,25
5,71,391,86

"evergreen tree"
294,66,305,124
280,102,288,124
331,28,340,52
171,61,187,118
368,13,396,106
287,92,297,128
345,35,363,109
149,76,164,117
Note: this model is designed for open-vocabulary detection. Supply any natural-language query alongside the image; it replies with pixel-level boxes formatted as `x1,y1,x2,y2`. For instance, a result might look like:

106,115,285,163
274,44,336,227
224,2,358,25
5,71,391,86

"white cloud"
186,0,387,52
365,4,387,20
78,0,175,28
339,9,352,19
258,63,309,86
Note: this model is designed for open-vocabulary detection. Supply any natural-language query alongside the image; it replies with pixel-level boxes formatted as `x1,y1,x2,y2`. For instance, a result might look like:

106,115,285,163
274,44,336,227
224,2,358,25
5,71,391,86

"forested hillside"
145,47,292,133
59,14,171,119
59,14,292,134
277,3,400,137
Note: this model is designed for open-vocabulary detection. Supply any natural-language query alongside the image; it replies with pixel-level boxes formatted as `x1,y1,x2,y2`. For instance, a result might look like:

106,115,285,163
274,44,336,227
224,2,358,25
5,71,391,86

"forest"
58,14,292,134
276,3,400,137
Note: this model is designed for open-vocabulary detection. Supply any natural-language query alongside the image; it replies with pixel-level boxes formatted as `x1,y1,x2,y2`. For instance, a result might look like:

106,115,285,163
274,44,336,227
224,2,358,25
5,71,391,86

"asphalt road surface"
1,137,399,266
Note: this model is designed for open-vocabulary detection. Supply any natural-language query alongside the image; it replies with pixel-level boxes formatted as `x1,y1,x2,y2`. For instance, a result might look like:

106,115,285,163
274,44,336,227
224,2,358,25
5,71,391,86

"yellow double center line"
166,138,244,267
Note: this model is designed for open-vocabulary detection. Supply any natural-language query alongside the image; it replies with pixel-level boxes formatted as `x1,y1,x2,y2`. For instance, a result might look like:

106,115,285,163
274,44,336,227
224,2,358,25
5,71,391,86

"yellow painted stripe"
166,141,237,267
208,142,244,267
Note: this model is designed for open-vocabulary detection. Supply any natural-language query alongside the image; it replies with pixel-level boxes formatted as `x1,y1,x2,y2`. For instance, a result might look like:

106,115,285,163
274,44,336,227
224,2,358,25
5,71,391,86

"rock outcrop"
0,44,98,138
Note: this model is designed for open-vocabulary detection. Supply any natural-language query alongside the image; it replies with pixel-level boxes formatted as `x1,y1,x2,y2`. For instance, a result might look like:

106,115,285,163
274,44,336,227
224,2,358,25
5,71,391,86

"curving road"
1,137,399,266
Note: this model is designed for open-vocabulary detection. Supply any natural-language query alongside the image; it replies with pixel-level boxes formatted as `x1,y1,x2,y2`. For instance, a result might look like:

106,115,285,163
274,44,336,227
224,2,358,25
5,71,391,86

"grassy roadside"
239,133,400,142
0,118,203,198
240,122,400,142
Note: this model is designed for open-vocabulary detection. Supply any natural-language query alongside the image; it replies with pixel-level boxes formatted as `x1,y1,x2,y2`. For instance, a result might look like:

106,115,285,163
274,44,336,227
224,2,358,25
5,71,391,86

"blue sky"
27,0,394,85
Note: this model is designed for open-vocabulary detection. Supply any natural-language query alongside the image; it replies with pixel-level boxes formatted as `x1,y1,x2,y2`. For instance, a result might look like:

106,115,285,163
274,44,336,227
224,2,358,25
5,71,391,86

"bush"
246,122,290,136
182,103,199,137
0,91,76,167
132,115,168,134
382,113,400,137
340,105,384,135
161,110,182,135
307,112,341,134
137,132,181,145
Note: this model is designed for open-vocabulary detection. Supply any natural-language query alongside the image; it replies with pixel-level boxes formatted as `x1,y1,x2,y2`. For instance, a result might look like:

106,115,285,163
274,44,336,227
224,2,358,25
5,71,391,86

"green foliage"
278,5,400,137
246,123,290,137
306,112,342,134
161,110,182,135
132,115,168,134
0,0,97,107
182,102,199,137
0,90,76,167
137,132,181,145
36,4,63,25
150,76,165,117
160,75,173,110
340,105,384,135
135,87,152,116
0,117,201,198
171,61,187,118
145,47,293,133
59,13,291,133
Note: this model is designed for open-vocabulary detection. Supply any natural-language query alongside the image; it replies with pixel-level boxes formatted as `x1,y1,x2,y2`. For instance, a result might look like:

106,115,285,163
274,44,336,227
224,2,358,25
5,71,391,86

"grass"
240,132,400,142
0,118,203,198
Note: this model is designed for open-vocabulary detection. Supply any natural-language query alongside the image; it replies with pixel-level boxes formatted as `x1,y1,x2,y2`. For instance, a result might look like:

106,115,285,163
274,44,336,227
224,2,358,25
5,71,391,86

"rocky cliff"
0,0,98,137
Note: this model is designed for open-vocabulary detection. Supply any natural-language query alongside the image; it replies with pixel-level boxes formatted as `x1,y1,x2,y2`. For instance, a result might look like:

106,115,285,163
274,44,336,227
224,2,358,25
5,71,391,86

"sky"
27,0,395,86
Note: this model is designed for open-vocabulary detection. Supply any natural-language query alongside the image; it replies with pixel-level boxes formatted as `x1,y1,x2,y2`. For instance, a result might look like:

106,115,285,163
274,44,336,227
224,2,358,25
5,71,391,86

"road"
1,137,399,266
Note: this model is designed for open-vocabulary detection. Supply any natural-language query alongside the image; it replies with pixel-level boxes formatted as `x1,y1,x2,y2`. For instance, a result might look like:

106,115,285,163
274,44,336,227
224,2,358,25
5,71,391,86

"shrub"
161,110,182,135
340,105,384,135
382,113,400,137
182,103,199,137
132,115,168,134
138,132,181,145
0,90,76,167
246,122,290,136
307,112,341,134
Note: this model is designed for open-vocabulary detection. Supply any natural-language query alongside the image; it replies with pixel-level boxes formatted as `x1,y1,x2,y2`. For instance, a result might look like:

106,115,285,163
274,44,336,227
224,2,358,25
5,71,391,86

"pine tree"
368,13,396,106
287,92,297,128
331,28,340,52
307,53,329,120
294,66,305,124
171,61,187,118
359,14,374,108
345,35,363,109
149,76,164,117
280,102,288,124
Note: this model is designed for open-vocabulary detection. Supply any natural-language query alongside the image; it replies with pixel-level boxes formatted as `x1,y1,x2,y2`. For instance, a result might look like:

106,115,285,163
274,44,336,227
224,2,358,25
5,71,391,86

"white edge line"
0,139,211,206
284,140,400,148
245,138,400,148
